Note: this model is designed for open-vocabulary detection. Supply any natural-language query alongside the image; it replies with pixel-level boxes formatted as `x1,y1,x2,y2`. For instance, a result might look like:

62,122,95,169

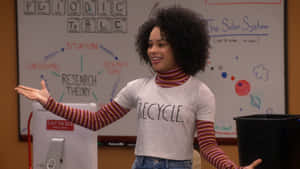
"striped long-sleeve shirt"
44,98,241,169
197,121,242,169
43,67,243,169
44,97,129,131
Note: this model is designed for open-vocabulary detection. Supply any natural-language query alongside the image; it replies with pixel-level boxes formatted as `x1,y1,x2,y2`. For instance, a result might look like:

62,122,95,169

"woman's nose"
148,45,158,53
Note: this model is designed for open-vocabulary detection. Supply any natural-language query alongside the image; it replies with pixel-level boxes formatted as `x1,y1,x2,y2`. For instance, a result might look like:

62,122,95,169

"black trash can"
234,114,300,169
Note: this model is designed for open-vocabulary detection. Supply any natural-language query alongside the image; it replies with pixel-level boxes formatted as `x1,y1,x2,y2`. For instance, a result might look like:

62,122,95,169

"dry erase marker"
107,142,125,146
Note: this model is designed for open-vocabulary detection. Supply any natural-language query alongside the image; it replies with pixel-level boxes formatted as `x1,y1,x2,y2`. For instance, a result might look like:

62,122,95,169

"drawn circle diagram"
38,42,127,106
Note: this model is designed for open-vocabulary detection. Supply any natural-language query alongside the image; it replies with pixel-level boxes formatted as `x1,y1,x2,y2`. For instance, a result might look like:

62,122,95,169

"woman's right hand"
15,80,50,105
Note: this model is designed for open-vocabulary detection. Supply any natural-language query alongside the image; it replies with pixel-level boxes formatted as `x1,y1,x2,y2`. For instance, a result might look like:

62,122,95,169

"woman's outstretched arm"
15,80,130,131
44,97,129,131
196,120,262,169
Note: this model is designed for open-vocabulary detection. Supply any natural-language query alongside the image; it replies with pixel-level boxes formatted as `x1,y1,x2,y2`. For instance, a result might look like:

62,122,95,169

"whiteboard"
17,0,286,141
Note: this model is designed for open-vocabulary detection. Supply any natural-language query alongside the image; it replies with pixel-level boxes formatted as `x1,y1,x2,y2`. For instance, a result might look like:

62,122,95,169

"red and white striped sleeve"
196,120,243,169
43,96,130,131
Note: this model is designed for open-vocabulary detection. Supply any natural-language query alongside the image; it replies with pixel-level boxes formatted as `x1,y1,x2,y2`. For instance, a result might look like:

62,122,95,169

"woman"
15,6,261,169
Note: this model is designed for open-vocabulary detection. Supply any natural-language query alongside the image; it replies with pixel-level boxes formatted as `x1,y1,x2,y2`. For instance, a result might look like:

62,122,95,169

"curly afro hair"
135,6,210,76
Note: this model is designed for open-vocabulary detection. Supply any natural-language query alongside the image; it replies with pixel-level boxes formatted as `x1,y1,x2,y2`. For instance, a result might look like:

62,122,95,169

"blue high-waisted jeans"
131,156,192,169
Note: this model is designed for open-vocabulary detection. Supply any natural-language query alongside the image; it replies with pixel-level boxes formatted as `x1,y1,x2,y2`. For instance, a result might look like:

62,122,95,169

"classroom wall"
0,1,299,169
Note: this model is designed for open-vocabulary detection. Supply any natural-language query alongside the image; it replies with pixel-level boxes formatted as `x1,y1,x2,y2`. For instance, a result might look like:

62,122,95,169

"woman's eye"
158,43,166,47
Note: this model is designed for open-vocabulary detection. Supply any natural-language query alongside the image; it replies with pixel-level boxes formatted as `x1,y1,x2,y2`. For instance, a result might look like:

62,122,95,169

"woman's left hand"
242,158,262,169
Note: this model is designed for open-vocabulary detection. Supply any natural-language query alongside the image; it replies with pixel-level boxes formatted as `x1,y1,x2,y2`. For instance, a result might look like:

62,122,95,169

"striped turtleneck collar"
155,67,190,88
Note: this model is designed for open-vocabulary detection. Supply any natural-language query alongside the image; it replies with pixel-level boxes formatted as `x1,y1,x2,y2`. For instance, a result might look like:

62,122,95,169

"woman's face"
147,26,178,72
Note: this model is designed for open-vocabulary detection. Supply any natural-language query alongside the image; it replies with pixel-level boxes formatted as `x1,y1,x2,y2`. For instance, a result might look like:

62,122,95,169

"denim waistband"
135,156,192,169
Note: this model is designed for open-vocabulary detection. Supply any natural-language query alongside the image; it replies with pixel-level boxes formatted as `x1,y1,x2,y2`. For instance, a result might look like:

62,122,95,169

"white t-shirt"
114,75,216,160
